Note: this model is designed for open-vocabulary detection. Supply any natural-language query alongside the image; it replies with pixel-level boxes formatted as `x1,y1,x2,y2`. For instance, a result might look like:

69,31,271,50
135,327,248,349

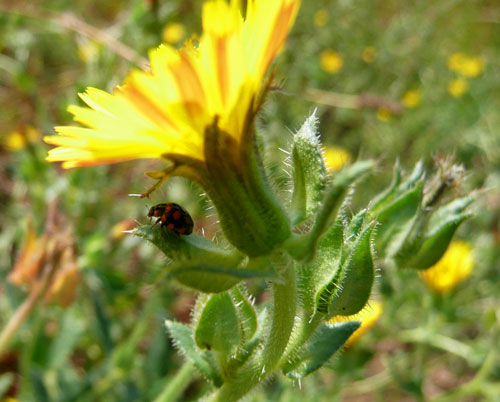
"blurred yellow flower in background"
3,126,41,152
448,78,468,97
330,300,383,346
420,240,474,293
448,52,484,78
362,46,377,63
323,146,352,172
459,57,484,78
447,52,467,71
314,9,329,27
162,22,186,45
320,49,344,74
376,106,392,122
402,89,421,108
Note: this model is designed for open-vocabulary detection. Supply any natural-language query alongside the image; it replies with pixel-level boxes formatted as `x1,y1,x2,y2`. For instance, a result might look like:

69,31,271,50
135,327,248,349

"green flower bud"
290,112,327,224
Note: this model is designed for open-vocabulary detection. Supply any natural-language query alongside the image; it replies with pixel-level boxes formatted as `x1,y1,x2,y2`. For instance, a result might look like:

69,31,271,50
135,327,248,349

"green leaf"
300,219,344,313
194,293,241,356
290,112,327,224
134,225,242,265
346,208,368,241
327,223,375,317
283,321,361,379
165,320,223,386
406,212,471,270
371,160,402,211
374,180,423,253
372,160,424,213
232,287,258,342
169,263,277,293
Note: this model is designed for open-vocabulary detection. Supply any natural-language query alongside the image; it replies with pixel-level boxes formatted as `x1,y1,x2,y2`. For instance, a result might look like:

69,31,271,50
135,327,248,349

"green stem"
153,362,195,402
210,253,297,401
280,312,323,369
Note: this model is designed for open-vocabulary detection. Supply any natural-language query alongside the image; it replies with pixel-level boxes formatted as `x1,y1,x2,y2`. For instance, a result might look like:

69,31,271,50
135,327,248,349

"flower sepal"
201,120,291,257
282,321,360,379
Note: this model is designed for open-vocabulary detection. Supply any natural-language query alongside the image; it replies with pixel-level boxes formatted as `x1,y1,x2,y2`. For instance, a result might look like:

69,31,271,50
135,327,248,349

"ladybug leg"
151,218,160,227
140,168,170,198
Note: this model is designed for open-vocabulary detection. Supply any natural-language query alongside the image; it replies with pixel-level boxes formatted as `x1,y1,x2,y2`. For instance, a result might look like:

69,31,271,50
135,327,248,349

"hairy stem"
210,253,297,401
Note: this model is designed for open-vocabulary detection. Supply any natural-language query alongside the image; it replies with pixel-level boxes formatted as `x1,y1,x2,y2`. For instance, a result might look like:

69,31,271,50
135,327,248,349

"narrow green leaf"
371,160,402,211
283,321,361,379
300,219,344,313
374,181,423,252
406,212,471,270
194,293,241,356
328,223,375,317
165,320,223,386
232,287,258,342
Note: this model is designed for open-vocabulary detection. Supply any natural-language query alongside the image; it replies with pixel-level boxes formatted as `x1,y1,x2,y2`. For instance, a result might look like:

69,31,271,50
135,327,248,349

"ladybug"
147,202,194,235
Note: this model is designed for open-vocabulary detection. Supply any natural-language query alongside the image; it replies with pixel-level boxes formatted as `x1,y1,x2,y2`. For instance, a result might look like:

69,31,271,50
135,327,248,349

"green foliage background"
1,0,499,400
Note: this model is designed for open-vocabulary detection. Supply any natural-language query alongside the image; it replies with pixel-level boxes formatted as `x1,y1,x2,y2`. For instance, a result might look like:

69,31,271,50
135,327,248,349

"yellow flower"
420,241,474,294
4,126,41,151
45,0,301,170
323,146,352,172
162,22,186,45
448,78,468,97
362,46,377,63
320,49,344,74
447,52,467,72
402,89,421,109
448,52,484,78
314,9,329,27
458,57,484,78
329,300,383,346
376,106,392,122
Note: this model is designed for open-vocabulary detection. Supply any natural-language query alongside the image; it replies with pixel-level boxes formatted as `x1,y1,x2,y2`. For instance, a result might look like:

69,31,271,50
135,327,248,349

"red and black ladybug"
147,202,194,235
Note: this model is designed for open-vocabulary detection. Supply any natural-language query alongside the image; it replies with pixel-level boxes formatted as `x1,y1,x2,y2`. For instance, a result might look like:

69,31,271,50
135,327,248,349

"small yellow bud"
448,78,468,97
314,9,329,27
162,23,186,45
420,241,474,294
362,46,377,64
320,50,344,74
402,89,421,109
323,146,352,172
